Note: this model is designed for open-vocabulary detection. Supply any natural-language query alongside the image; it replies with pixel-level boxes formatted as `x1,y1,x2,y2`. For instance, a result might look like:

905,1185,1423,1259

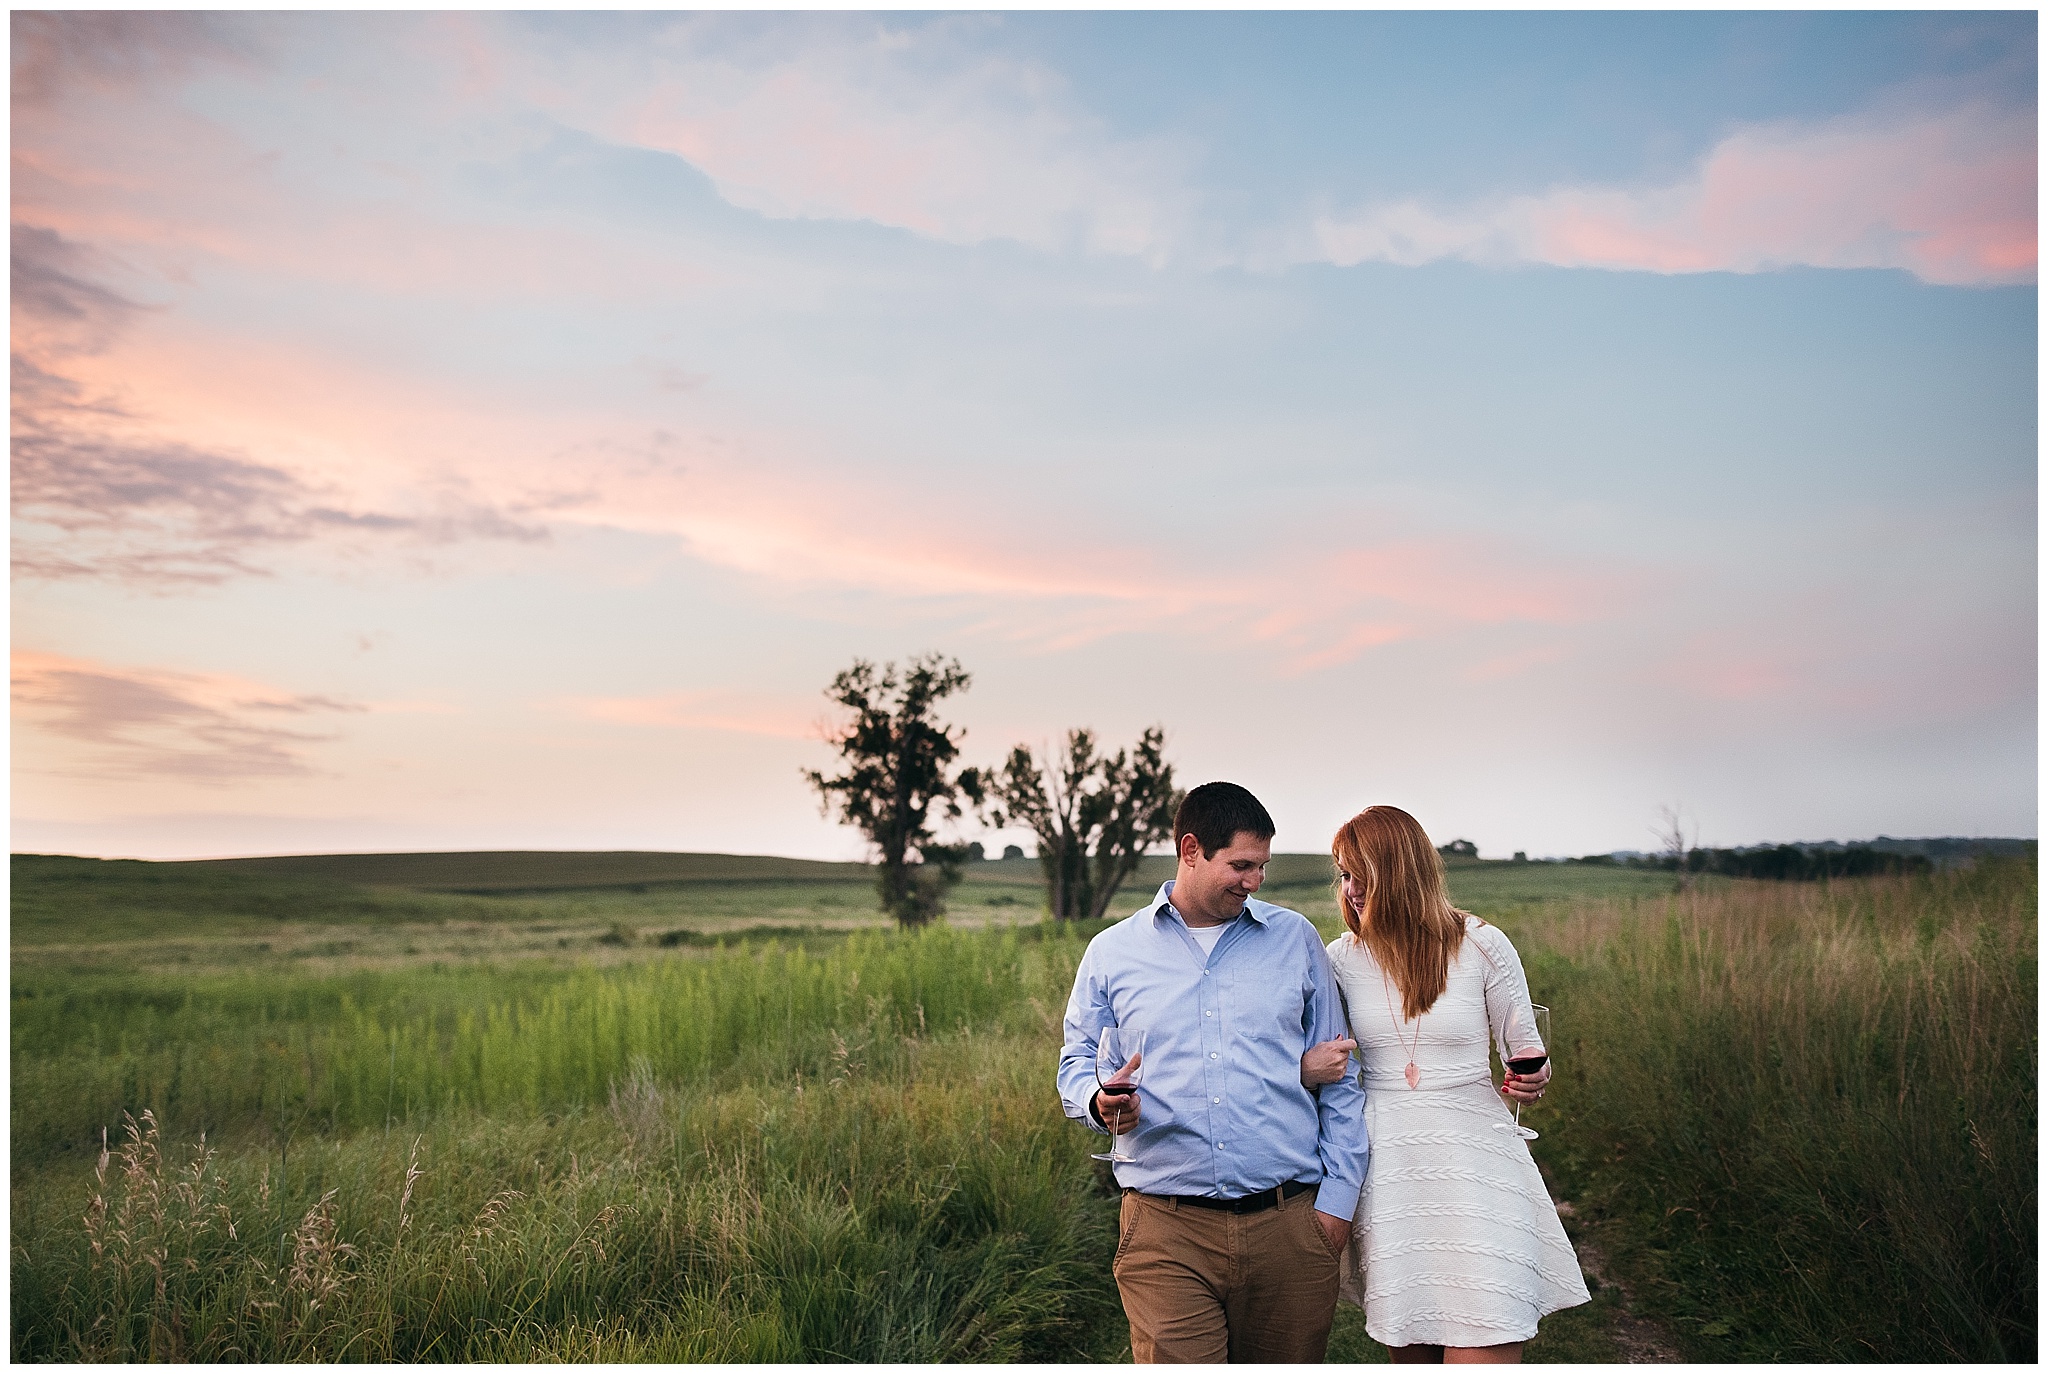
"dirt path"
1554,1200,1686,1363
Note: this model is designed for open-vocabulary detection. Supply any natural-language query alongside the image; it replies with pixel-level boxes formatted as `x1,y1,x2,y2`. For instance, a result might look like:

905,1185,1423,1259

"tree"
803,655,984,927
983,726,1181,922
1651,804,1698,891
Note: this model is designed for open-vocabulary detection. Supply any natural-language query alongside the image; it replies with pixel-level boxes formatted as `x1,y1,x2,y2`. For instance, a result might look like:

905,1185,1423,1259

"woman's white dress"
1326,918,1590,1348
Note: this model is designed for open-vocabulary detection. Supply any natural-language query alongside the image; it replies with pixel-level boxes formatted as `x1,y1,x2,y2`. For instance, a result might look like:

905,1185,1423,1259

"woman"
1304,806,1588,1363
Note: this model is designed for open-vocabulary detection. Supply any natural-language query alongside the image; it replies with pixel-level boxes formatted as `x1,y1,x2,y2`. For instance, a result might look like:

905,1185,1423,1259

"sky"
10,10,2037,864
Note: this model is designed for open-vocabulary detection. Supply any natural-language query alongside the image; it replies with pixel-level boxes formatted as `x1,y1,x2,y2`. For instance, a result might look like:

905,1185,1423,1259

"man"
1059,781,1367,1363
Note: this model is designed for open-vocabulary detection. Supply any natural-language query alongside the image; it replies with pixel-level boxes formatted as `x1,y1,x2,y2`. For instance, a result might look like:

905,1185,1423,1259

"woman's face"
1337,866,1368,917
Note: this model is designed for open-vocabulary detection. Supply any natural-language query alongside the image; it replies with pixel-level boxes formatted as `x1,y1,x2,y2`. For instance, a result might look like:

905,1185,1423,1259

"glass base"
1492,1121,1539,1140
1090,1150,1134,1162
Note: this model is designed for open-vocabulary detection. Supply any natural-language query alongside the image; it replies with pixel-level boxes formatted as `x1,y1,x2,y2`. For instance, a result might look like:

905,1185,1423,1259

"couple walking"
1058,782,1589,1363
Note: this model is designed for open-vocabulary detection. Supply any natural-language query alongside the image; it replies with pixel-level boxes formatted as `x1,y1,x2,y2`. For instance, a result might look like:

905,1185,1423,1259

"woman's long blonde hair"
1333,805,1468,1018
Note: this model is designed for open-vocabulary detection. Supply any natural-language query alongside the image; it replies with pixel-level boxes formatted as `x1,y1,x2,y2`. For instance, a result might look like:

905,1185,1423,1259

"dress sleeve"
1470,920,1543,1063
1324,936,1359,1044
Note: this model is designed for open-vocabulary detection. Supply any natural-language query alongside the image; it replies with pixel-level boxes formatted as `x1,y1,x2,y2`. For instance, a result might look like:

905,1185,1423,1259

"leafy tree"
803,655,984,927
984,727,1180,922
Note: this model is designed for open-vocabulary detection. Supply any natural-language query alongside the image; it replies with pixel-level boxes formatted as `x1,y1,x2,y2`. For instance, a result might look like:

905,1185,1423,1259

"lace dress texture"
1326,919,1590,1348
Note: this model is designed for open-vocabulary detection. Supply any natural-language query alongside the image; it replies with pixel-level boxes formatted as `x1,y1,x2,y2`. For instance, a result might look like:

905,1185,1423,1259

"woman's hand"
1300,1037,1357,1087
1500,1058,1552,1104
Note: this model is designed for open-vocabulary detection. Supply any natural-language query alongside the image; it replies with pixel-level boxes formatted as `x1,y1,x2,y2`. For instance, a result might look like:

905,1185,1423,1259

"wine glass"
1090,1028,1146,1163
1494,1003,1551,1141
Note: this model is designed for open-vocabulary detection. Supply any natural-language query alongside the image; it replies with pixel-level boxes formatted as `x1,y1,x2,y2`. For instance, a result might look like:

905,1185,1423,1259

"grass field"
11,848,2032,1361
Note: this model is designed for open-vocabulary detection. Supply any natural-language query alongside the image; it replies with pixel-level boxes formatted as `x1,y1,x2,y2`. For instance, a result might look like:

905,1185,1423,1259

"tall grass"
14,863,2033,1361
11,1030,1120,1361
14,927,1076,1160
1516,857,2035,1361
13,923,1115,1360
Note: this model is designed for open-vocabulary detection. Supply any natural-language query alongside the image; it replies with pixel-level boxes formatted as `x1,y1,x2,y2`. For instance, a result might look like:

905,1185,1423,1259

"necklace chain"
1379,963,1422,1089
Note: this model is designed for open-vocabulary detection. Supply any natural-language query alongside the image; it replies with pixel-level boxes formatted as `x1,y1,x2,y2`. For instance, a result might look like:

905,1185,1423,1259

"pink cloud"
1647,585,2032,723
10,337,547,586
13,649,363,781
1275,623,1415,677
1676,655,1798,703
10,12,255,109
11,247,1640,673
553,691,822,741
4,15,1646,669
1315,102,2034,287
605,472,1628,671
1234,539,1628,677
513,16,1193,260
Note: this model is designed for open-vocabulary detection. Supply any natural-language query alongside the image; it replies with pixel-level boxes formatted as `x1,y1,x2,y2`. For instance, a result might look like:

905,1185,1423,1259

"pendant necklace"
1380,970,1422,1089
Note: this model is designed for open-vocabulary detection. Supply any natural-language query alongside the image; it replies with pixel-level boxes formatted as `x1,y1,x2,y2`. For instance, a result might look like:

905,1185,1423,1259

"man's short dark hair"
1174,781,1276,859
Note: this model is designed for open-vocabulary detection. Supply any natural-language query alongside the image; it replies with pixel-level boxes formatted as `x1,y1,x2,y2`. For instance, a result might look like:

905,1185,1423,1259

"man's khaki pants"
1112,1186,1342,1363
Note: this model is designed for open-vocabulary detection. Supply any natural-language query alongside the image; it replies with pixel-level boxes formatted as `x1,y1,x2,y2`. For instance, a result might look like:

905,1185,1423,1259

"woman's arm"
1472,920,1552,1104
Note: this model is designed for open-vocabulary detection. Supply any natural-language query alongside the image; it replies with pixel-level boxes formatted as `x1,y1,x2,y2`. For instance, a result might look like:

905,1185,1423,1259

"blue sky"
11,11,2036,862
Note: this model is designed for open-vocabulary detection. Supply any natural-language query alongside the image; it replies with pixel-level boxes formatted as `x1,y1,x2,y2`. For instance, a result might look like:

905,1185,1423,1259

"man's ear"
1177,832,1203,866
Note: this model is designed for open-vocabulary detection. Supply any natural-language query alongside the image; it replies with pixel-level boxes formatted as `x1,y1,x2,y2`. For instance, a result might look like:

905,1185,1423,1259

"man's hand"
1316,1209,1352,1254
1094,1085,1141,1134
1500,1058,1553,1104
1300,1037,1357,1087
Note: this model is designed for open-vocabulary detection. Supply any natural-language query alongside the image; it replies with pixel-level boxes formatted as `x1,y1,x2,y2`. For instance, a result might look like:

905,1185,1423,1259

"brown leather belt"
1136,1179,1316,1214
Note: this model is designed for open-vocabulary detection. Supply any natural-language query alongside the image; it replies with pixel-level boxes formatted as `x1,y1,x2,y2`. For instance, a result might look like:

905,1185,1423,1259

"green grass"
13,926,1056,1160
11,1041,1123,1361
1510,857,2036,1361
12,848,2033,1362
12,906,1113,1361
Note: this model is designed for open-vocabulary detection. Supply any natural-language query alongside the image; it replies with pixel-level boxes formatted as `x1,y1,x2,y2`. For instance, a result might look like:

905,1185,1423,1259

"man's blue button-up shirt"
1058,881,1368,1221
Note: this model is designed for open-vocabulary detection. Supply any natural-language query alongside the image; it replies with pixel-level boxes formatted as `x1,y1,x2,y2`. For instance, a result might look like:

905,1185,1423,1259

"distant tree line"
1669,845,1933,881
1558,845,1937,881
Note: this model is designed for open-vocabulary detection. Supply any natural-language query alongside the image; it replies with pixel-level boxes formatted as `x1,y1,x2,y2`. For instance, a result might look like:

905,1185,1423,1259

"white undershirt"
1185,919,1232,956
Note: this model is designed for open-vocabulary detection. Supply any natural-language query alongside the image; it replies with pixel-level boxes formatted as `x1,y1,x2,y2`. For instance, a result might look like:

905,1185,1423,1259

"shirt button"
1204,1011,1213,1017
1210,1052,1219,1059
1212,1097,1221,1104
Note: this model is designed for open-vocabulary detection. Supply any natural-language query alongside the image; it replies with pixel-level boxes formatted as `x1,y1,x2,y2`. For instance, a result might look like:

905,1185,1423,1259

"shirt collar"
1154,880,1272,927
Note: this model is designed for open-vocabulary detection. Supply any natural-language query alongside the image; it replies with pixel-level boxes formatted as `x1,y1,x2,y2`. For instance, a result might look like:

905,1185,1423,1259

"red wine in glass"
1494,1004,1551,1141
1091,1029,1146,1163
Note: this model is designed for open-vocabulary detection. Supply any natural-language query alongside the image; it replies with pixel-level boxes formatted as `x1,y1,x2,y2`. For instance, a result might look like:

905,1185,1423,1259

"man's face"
1174,830,1272,925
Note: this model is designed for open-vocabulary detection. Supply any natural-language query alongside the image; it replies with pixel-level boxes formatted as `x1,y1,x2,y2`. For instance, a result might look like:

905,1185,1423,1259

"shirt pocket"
1228,970,1311,1048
